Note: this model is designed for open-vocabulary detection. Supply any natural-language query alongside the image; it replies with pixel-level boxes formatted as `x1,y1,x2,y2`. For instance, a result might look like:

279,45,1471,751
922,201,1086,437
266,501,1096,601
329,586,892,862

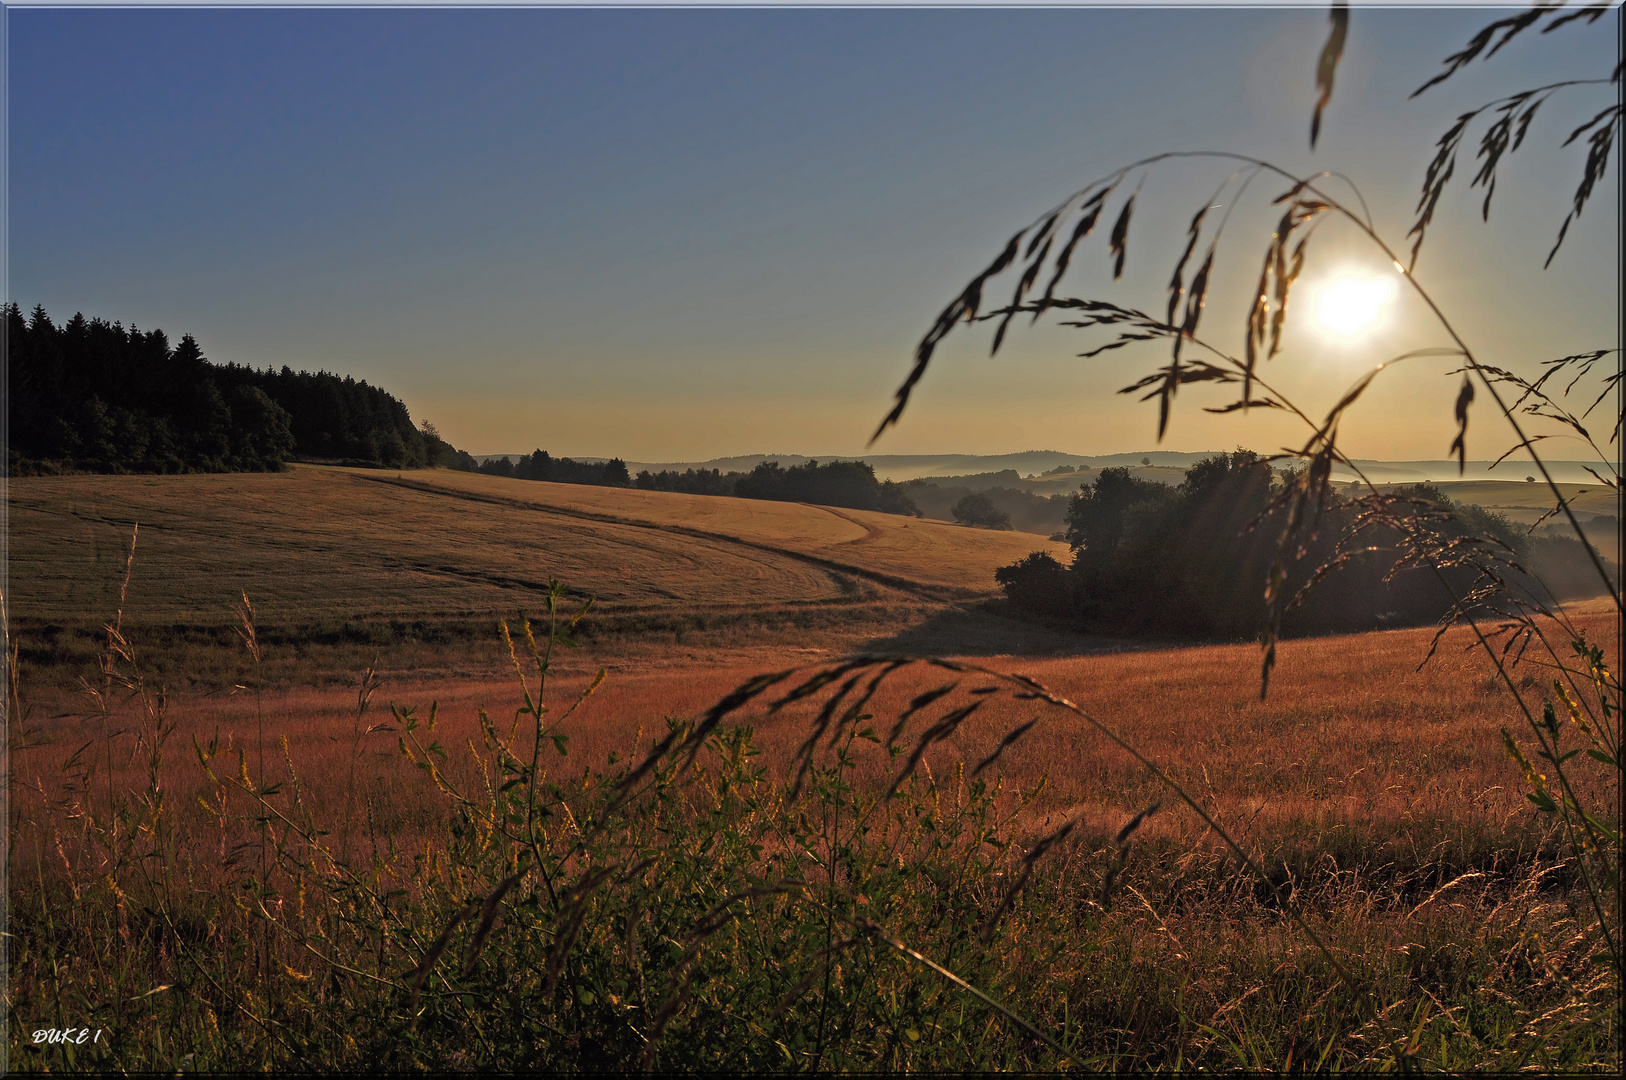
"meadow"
4,467,1619,1071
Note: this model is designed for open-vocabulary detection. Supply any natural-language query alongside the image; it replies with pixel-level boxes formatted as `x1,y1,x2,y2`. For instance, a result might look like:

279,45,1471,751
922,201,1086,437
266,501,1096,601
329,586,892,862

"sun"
1311,271,1398,342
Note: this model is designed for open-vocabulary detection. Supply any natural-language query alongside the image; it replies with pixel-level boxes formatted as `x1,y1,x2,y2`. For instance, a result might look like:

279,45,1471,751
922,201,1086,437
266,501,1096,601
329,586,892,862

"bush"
993,550,1071,614
990,453,1591,640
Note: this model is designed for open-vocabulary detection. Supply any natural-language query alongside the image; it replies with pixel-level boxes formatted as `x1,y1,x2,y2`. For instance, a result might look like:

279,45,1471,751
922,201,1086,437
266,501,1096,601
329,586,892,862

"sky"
7,2,1620,462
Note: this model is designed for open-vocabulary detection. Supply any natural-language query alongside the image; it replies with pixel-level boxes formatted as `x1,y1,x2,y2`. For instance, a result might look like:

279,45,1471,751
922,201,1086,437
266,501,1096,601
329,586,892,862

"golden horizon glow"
1311,271,1398,343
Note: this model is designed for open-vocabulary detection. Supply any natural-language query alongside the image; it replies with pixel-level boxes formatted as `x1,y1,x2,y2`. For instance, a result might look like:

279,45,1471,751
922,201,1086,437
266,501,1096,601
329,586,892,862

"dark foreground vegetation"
995,451,1620,638
6,304,475,475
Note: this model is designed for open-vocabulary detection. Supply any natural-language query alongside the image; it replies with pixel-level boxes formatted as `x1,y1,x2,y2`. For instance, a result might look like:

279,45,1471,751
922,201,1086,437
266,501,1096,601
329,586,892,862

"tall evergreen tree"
6,304,474,476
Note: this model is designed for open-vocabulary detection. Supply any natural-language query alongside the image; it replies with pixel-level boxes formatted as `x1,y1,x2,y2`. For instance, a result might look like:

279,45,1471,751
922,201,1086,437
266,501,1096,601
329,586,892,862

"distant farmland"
1404,479,1618,525
6,465,1067,634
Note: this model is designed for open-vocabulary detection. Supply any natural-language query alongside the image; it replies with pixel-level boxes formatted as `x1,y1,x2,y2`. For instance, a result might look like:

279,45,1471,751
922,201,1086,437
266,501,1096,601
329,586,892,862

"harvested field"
6,466,1065,632
351,467,1065,592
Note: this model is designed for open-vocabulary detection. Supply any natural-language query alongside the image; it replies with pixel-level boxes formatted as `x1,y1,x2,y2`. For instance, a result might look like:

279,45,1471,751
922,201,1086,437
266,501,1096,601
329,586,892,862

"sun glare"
1311,272,1397,342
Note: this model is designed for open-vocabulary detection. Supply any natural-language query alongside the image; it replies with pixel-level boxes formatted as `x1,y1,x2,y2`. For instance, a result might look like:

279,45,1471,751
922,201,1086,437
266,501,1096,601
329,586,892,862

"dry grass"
14,601,1614,886
7,531,1617,1070
5,466,1065,628
6,465,1085,703
10,466,1613,872
6,468,1617,1071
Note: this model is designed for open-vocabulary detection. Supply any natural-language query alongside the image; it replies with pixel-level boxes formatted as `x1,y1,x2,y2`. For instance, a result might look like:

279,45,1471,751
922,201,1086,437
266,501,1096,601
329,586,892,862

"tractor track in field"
816,505,887,544
354,473,978,605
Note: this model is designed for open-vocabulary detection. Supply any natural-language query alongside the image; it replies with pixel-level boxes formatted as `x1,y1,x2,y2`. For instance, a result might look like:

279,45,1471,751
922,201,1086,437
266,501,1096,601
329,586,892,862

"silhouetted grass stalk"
873,114,1620,1052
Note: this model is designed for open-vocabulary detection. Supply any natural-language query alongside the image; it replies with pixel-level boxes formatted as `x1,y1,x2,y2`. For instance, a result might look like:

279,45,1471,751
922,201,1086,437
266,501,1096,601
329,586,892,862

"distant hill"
551,451,1615,487
1332,459,1615,484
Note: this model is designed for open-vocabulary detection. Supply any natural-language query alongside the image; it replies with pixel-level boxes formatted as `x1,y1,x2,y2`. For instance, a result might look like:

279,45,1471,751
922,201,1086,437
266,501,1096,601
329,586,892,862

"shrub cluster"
995,450,1606,638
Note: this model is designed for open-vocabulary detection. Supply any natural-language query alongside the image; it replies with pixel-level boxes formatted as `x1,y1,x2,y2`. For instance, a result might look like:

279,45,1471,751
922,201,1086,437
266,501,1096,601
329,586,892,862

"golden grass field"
6,465,1066,630
5,464,1616,857
7,462,1611,871
7,467,1619,1071
11,569,1616,873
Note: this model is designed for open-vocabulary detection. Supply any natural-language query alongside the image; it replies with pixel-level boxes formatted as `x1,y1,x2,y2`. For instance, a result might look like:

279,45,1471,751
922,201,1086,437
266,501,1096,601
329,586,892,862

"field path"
351,468,1063,592
815,505,887,545
8,467,1067,632
355,472,960,601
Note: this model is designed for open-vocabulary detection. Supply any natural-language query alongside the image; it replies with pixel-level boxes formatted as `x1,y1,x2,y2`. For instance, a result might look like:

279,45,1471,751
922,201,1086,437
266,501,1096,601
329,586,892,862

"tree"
226,385,296,470
952,492,1012,530
6,304,475,474
1063,467,1172,554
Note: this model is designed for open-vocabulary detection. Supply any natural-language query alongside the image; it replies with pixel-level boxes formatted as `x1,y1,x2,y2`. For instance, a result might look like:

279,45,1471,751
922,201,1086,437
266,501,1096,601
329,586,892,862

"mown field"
4,466,1618,1071
7,464,1067,623
6,465,1073,693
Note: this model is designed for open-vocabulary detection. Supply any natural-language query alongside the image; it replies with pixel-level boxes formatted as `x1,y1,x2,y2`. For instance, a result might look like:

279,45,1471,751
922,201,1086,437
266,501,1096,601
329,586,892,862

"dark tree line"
902,480,1066,534
7,304,916,517
734,460,918,515
6,304,475,475
995,451,1613,639
478,450,631,487
630,459,920,516
214,362,474,470
8,304,292,473
635,467,741,496
473,456,922,517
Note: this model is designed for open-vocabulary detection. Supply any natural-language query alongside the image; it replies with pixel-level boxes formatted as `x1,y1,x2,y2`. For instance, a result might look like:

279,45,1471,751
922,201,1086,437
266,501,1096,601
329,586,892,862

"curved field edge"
5,467,1068,634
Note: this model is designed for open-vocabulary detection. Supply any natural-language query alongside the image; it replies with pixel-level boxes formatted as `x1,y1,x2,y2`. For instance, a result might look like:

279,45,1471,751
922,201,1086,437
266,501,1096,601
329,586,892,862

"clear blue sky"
9,3,1619,461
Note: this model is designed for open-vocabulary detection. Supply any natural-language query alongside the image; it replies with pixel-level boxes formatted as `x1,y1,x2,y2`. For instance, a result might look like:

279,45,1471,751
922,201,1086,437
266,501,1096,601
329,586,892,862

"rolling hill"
6,465,1067,633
